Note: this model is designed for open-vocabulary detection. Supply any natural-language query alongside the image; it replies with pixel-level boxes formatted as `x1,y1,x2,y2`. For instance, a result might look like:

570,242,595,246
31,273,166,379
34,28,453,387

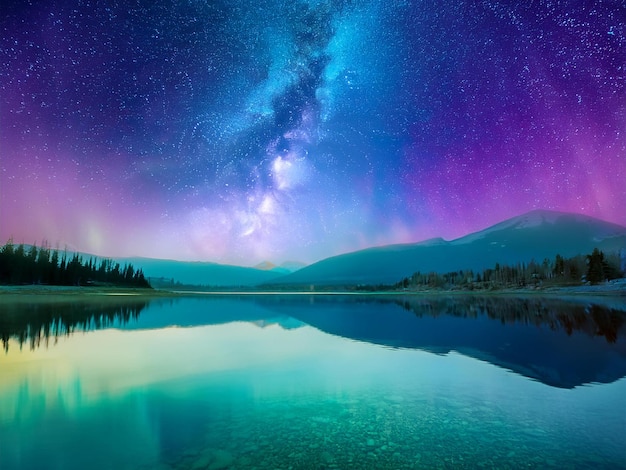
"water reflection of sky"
2,295,626,390
2,313,625,413
1,321,440,410
1,296,625,469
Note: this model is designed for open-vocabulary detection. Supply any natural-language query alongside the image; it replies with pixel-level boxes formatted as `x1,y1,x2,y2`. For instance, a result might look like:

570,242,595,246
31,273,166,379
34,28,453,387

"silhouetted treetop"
0,240,151,288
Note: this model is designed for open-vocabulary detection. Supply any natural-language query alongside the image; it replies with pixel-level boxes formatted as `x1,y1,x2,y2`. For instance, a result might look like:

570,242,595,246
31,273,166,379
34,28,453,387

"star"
1,0,624,264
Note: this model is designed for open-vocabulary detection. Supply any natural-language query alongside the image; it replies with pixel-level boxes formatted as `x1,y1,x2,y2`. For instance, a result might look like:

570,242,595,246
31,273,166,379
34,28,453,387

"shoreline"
1,283,624,298
175,287,626,309
1,285,624,312
0,285,180,304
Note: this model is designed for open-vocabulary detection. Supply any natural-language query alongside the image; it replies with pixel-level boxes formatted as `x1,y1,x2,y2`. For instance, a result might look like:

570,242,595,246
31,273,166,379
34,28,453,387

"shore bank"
0,285,180,304
1,281,624,302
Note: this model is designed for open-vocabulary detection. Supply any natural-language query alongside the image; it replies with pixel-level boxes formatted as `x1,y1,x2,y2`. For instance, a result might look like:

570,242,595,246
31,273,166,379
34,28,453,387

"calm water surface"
1,294,625,469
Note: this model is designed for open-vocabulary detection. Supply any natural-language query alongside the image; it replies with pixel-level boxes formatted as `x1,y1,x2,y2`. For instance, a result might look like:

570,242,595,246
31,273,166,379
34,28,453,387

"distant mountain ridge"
253,260,307,274
115,257,307,288
116,257,285,287
266,210,626,286
26,210,624,288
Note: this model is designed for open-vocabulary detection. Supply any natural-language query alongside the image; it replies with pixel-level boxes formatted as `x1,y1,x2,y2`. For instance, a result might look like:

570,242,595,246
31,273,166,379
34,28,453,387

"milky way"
1,0,625,264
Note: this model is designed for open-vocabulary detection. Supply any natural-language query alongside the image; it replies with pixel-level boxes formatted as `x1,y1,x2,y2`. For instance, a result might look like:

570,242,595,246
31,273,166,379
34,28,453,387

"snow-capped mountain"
266,210,626,286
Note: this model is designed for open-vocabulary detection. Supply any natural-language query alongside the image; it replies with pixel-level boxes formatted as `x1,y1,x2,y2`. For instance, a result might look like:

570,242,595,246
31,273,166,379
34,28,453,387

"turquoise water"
1,295,625,469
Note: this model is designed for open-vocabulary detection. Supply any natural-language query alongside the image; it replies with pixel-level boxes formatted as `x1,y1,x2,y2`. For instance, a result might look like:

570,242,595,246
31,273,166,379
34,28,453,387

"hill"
266,210,626,286
117,257,286,287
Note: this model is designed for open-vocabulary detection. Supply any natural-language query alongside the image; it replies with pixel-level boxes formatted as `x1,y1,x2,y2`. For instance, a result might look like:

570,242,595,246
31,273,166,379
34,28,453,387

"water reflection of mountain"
125,294,626,388
3,294,625,389
0,299,149,352
246,295,626,389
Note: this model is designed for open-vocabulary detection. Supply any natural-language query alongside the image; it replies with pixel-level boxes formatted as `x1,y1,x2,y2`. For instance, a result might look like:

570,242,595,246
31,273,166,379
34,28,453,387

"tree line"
392,248,623,291
0,240,151,288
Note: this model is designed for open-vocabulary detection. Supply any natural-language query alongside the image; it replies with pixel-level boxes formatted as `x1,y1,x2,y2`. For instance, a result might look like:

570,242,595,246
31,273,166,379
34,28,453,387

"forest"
390,248,623,292
0,240,151,288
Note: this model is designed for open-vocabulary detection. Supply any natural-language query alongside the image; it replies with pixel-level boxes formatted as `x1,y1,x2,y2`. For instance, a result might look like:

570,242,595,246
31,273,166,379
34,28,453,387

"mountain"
266,210,626,286
117,257,285,287
3,246,285,288
254,261,279,271
254,260,307,273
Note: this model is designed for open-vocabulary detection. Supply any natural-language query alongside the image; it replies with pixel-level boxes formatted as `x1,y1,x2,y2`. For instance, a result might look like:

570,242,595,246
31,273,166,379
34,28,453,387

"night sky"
1,1,625,265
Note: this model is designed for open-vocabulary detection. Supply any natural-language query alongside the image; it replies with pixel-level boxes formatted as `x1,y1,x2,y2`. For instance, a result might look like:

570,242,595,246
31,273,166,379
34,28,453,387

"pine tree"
586,248,605,285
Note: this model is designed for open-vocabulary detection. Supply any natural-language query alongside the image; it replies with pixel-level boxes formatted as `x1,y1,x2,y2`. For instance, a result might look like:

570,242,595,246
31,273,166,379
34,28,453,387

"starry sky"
1,0,625,265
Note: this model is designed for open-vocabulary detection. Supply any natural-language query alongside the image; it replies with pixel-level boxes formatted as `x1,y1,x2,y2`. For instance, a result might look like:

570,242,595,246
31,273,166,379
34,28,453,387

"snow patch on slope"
453,210,574,245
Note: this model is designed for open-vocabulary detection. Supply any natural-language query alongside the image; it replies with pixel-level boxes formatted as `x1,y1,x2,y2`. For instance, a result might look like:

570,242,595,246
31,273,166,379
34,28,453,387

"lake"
1,294,625,469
